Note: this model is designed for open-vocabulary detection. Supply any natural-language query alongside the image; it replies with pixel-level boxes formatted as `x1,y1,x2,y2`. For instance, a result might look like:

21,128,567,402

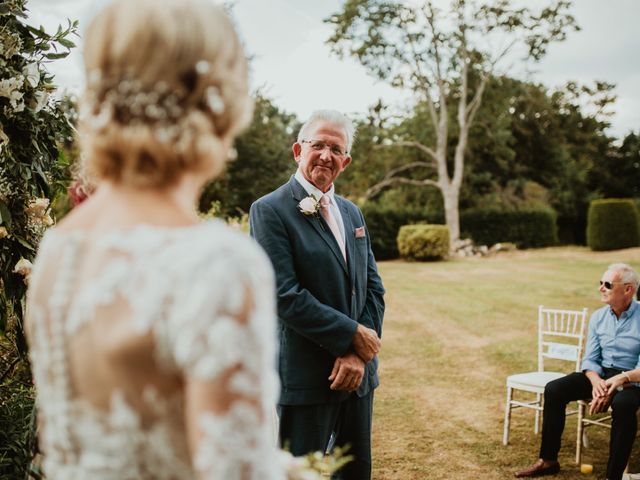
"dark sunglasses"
600,280,628,290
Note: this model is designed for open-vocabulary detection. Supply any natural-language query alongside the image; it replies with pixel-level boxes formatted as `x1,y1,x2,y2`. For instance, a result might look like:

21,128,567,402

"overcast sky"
26,0,640,139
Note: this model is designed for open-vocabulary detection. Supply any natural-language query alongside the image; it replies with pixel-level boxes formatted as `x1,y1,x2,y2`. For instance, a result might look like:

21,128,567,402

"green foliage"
199,200,250,233
338,101,406,200
550,82,615,244
346,74,620,246
590,132,640,199
0,1,77,477
463,76,614,245
360,202,441,260
0,371,36,479
325,3,629,247
586,199,640,251
199,94,298,217
0,0,76,339
397,224,450,261
460,209,558,248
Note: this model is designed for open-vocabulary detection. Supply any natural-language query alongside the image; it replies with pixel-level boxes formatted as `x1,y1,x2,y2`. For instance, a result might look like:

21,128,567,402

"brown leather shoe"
514,459,560,477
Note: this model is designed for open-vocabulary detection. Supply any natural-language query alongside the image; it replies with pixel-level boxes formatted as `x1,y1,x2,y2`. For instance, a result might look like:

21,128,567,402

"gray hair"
608,263,640,295
297,110,356,154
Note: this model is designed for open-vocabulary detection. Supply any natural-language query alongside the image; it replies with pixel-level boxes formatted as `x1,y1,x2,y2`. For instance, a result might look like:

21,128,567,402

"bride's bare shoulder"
53,185,200,235
53,198,106,233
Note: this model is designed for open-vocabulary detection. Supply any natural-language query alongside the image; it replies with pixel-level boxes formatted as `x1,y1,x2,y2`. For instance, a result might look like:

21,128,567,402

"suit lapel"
289,177,348,275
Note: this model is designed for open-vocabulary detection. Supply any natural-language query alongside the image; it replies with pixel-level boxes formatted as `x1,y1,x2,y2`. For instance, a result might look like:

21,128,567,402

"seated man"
515,263,640,480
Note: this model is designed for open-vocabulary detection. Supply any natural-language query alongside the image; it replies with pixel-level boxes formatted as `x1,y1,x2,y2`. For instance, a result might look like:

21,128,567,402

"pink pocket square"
354,226,366,238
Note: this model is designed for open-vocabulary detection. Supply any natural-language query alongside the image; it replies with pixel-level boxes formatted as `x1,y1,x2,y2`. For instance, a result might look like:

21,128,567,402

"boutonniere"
298,194,325,231
298,194,321,216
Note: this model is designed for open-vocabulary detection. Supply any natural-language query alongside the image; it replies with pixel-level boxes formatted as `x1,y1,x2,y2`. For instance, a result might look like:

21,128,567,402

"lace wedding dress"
26,221,285,479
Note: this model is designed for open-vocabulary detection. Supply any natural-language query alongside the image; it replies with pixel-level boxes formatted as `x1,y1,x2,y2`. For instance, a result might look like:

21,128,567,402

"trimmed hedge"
587,199,640,251
460,209,558,248
397,224,450,261
360,204,442,260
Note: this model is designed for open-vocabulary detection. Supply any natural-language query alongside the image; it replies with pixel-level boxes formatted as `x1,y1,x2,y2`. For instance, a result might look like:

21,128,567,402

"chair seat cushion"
507,371,567,392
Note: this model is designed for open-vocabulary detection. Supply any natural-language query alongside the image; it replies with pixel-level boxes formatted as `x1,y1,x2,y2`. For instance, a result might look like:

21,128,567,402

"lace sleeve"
163,233,284,480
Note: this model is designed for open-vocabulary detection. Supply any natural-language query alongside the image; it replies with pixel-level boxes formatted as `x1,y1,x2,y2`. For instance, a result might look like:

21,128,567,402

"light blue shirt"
294,170,346,241
581,300,640,375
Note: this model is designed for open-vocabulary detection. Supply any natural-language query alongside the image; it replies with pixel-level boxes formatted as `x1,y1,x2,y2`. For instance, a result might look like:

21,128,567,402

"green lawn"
371,246,640,480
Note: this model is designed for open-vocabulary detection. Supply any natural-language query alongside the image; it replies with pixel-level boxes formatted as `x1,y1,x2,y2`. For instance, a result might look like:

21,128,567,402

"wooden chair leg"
576,401,584,464
535,392,542,434
503,387,513,445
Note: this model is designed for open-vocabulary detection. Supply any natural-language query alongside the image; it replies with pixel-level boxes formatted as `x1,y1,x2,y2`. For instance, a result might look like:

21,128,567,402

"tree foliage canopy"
340,75,629,245
326,0,579,242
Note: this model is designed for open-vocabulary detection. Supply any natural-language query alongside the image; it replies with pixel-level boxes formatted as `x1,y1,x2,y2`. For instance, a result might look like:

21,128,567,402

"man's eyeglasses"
600,280,627,290
301,140,348,157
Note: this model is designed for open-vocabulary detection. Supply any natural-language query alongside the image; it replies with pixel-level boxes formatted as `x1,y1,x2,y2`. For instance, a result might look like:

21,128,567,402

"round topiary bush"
587,199,640,251
397,224,450,261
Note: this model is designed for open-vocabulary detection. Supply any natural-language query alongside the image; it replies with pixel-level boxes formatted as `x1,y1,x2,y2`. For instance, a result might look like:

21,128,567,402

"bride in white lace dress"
25,0,284,478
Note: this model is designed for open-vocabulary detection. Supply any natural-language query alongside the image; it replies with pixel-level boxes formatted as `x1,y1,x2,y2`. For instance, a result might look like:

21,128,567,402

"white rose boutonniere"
298,195,320,216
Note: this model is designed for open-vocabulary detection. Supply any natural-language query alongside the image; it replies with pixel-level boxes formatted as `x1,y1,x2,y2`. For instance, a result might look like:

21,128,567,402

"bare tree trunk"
442,185,460,244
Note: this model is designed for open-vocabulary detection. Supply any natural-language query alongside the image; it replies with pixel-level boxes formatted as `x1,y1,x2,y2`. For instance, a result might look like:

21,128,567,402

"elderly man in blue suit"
250,110,385,480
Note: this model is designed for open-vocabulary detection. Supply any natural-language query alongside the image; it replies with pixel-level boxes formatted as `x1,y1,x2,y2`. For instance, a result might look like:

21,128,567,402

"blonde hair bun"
79,0,252,188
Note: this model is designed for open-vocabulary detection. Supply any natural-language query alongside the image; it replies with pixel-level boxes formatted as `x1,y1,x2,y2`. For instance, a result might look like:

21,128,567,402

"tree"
600,132,640,199
585,129,640,237
546,81,616,243
326,0,578,242
0,1,76,476
343,76,620,245
457,77,616,243
338,101,405,199
459,76,553,210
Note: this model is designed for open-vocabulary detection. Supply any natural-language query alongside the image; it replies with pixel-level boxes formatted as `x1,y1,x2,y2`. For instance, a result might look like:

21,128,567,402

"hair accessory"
81,66,226,130
195,60,211,75
205,86,225,115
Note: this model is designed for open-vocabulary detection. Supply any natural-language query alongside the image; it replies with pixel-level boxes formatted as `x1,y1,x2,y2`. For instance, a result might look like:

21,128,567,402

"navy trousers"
278,391,374,480
540,369,640,480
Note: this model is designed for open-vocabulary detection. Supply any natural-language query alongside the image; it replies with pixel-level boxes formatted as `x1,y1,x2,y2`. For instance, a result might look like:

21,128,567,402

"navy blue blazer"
250,176,385,405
